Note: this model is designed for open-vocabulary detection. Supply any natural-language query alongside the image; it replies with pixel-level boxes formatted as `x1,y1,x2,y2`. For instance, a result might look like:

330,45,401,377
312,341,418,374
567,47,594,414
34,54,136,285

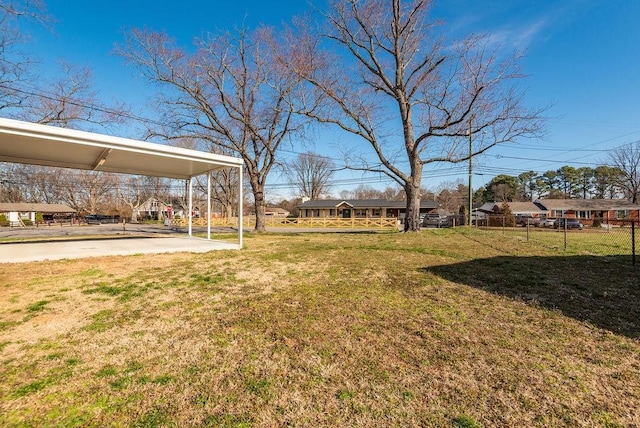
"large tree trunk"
404,181,422,232
130,207,138,223
251,179,267,232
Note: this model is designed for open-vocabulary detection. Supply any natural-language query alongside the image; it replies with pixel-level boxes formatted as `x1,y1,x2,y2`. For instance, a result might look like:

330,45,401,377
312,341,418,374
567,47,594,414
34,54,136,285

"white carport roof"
0,117,244,249
0,117,242,179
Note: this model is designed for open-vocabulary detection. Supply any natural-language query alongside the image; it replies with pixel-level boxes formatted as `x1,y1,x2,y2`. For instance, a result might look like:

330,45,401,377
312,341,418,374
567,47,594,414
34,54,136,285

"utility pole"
468,117,473,227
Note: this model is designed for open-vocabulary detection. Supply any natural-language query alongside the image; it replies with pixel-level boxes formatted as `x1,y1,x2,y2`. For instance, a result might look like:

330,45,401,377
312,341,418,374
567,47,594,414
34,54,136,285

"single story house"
297,199,439,220
265,207,290,217
477,199,640,226
535,199,640,225
0,202,76,226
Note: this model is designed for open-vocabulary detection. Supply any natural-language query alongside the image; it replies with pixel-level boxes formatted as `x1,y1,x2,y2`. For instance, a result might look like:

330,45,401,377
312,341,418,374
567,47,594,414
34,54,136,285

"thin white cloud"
486,17,549,51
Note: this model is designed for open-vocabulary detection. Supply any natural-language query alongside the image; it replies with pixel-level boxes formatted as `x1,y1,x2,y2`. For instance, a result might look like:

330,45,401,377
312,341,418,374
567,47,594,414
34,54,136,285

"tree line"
475,152,640,204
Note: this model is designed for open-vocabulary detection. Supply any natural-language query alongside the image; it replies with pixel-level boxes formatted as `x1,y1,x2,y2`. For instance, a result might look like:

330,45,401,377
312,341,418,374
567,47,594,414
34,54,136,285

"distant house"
297,199,439,220
0,203,76,226
265,207,290,217
135,197,204,221
535,199,640,225
136,197,170,221
476,199,640,226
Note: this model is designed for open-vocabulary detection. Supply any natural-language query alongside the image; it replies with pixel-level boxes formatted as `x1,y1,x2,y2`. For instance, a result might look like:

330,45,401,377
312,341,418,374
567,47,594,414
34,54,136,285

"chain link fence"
472,215,639,265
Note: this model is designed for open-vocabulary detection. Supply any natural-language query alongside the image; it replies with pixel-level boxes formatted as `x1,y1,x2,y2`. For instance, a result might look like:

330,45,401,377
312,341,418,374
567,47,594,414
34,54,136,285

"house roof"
503,201,546,214
537,198,640,211
266,207,289,213
475,201,546,214
475,202,496,213
298,199,439,209
0,203,76,213
0,117,243,180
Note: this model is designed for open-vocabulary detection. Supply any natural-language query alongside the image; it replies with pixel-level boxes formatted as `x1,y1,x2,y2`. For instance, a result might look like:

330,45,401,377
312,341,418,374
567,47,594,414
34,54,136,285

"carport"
0,117,244,257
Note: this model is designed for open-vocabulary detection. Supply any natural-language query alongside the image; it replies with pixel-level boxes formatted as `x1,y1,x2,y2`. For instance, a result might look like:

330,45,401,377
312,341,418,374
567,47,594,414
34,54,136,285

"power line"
1,82,634,193
493,154,604,166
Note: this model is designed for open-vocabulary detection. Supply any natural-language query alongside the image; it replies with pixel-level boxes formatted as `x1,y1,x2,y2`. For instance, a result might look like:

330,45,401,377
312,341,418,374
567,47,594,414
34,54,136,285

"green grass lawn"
0,229,638,427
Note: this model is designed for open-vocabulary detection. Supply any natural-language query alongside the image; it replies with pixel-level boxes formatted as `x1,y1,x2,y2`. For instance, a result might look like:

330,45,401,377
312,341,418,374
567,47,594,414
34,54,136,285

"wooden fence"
170,216,399,229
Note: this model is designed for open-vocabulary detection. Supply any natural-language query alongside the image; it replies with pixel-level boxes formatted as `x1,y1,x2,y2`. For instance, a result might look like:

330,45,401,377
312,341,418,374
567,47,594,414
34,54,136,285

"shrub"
0,214,8,227
499,202,516,227
488,215,515,227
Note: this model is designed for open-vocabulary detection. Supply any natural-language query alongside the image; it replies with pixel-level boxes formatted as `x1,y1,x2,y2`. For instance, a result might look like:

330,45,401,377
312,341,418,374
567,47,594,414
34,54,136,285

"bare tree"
0,0,50,111
0,162,26,201
212,168,240,218
286,151,334,199
118,26,307,232
354,184,386,199
192,168,240,219
60,170,117,214
609,141,640,203
435,179,465,213
18,61,129,128
171,137,239,219
286,0,544,231
380,186,404,200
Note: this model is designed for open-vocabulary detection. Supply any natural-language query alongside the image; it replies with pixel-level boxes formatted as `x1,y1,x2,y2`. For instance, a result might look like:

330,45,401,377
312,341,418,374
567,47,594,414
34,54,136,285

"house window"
577,211,590,219
371,208,381,217
329,209,336,217
555,210,564,218
617,210,629,219
354,209,367,217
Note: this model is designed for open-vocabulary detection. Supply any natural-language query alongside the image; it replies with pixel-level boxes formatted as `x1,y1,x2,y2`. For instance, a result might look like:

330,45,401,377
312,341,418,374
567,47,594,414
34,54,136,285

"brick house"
297,199,439,221
535,199,640,226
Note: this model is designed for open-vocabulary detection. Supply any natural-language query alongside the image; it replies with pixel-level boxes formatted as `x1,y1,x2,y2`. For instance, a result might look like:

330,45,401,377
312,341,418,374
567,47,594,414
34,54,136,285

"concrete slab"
0,236,240,263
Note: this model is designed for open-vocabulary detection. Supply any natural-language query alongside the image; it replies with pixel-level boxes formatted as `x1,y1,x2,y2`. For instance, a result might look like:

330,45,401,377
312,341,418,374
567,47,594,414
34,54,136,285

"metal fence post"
632,220,636,266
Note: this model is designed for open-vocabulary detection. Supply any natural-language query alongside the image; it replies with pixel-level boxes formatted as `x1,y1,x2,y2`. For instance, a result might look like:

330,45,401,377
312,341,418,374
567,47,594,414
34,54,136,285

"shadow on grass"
424,255,640,339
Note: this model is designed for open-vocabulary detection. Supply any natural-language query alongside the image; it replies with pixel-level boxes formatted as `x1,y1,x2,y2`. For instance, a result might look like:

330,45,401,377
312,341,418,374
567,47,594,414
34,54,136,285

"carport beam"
238,164,243,248
188,177,193,237
207,172,211,240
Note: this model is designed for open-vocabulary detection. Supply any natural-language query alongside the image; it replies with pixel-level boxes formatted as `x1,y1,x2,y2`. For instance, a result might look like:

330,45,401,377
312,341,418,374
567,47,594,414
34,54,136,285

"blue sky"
17,0,640,199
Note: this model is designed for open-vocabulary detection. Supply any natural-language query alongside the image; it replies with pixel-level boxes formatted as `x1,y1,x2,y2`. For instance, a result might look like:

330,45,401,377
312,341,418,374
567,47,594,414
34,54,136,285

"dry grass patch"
0,229,638,427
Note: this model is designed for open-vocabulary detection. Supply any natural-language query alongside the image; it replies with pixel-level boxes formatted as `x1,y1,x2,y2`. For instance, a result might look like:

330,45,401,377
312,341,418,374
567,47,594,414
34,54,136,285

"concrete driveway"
0,223,240,263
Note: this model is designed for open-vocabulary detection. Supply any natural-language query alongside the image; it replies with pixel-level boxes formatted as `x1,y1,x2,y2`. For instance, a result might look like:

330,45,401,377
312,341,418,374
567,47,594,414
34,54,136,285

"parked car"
516,214,534,226
422,214,450,228
535,217,555,228
554,218,583,230
85,214,121,224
